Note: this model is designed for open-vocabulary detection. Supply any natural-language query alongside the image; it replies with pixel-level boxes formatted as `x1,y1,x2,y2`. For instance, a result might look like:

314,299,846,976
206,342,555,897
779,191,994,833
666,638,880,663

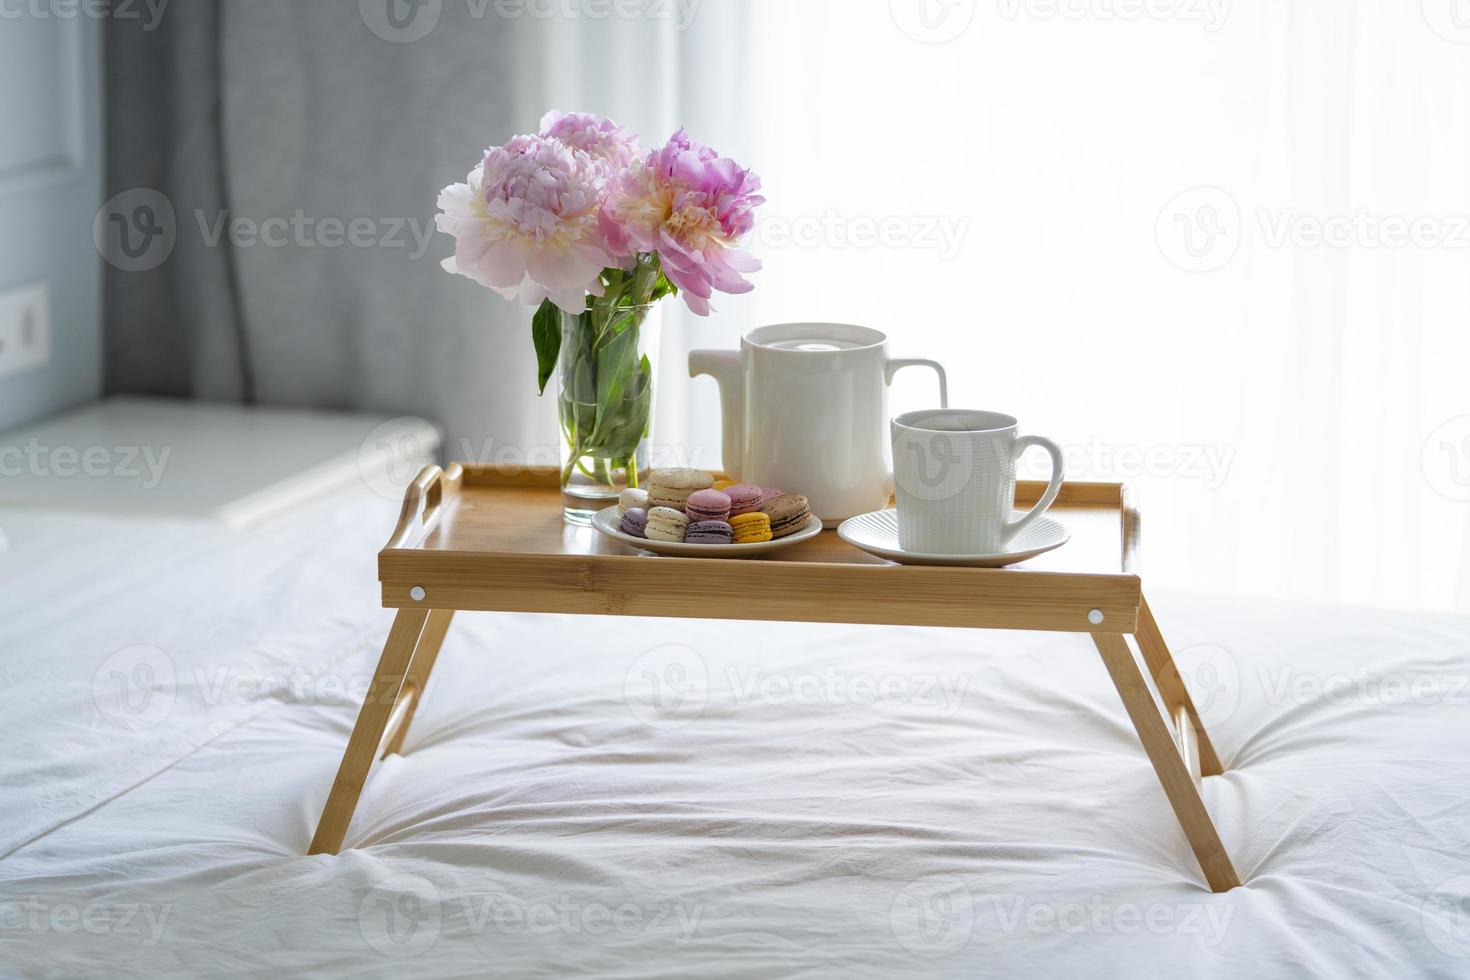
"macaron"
723,484,765,517
645,506,690,542
685,519,733,545
618,507,649,538
684,488,732,522
729,512,772,544
760,488,785,506
618,487,649,515
648,468,714,511
763,493,812,539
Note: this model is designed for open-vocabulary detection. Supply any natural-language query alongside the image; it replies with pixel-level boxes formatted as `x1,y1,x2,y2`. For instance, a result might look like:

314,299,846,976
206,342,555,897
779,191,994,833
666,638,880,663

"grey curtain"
104,0,545,458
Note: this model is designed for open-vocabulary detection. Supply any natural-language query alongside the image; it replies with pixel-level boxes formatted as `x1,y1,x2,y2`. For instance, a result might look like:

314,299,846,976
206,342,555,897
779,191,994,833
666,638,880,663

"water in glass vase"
556,302,660,525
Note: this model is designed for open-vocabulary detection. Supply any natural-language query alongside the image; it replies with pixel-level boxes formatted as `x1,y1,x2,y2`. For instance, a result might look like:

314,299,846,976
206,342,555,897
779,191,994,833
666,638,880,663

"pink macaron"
684,488,732,522
723,484,765,517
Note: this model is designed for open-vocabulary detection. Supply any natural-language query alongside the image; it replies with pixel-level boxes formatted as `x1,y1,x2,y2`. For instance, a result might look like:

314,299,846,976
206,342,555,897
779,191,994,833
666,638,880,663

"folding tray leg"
308,608,428,855
381,610,455,758
1092,631,1242,892
1135,596,1225,775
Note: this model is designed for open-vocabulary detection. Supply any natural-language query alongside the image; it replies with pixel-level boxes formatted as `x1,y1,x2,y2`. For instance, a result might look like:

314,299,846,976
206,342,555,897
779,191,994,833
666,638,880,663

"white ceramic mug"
891,409,1065,555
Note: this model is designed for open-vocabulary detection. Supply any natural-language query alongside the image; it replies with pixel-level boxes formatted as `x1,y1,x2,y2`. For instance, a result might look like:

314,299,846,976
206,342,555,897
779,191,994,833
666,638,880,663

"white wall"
0,13,103,432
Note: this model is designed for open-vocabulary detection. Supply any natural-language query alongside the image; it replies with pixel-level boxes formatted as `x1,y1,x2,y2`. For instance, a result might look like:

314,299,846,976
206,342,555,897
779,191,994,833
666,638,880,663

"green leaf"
595,355,652,452
649,272,679,302
595,321,640,424
531,299,561,395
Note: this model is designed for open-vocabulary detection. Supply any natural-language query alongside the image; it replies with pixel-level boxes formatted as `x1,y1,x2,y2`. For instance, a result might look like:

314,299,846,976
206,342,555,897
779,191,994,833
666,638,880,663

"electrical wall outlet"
0,282,51,378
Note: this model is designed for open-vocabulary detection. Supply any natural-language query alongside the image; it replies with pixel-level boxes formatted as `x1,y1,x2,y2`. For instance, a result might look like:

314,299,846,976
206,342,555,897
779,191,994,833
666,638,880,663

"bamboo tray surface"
378,464,1142,633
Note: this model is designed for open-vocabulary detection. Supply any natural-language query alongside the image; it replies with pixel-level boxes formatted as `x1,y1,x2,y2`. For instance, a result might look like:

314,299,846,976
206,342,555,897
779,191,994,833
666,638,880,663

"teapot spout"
688,349,744,481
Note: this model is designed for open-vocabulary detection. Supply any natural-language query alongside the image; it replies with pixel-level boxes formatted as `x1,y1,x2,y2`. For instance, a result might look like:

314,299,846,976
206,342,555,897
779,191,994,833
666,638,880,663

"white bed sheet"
2,496,1468,978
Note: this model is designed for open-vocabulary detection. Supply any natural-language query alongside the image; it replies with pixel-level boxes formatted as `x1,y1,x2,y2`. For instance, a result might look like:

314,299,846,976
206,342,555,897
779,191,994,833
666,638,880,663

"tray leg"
1092,632,1242,892
381,610,454,758
309,608,428,856
1136,596,1226,776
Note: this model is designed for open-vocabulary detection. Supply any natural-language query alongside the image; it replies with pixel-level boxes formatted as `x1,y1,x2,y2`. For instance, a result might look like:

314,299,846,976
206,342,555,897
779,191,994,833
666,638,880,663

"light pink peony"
602,130,765,315
436,134,616,313
538,110,643,175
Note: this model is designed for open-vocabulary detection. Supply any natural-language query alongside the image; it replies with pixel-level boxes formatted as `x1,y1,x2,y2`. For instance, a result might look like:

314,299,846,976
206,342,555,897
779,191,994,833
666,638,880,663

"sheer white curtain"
651,0,1469,614
533,0,1470,612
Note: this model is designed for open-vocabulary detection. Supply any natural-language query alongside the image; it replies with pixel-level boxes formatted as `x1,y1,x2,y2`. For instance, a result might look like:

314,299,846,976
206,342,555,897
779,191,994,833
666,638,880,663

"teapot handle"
688,349,744,482
881,359,949,499
884,358,949,409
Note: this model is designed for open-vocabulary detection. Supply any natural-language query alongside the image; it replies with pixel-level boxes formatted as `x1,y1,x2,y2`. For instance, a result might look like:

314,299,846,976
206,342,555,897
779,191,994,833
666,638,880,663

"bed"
2,490,1468,978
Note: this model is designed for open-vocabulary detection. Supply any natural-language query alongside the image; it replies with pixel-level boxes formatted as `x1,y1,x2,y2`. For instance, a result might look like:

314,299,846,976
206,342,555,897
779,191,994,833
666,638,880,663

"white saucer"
592,506,824,558
836,509,1069,567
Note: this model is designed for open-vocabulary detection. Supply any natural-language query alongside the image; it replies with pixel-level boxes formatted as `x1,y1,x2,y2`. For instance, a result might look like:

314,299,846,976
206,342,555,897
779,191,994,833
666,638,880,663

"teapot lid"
745,323,886,352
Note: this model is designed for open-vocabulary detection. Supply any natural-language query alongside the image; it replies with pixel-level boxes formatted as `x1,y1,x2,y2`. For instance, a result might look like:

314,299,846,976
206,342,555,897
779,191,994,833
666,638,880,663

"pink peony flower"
538,110,643,175
602,129,765,315
436,134,616,314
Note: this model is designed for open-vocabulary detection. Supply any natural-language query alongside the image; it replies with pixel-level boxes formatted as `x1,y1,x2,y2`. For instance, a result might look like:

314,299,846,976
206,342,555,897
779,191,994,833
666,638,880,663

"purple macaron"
684,519,733,545
723,483,765,517
684,488,732,522
619,507,649,538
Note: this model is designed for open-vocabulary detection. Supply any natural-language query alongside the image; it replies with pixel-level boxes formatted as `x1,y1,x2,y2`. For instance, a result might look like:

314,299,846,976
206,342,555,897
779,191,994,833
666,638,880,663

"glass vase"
556,302,660,524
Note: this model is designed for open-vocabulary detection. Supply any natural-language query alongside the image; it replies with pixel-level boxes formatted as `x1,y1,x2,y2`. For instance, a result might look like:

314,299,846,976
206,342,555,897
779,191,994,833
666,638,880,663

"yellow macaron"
729,512,773,544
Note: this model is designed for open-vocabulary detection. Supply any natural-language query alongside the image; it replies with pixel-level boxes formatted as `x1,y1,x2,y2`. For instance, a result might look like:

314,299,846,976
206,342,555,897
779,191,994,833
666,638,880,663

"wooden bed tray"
308,464,1241,892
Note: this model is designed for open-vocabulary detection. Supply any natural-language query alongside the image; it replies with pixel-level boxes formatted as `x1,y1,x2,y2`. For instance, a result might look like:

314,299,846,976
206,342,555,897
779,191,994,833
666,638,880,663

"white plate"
836,509,1069,567
592,506,824,558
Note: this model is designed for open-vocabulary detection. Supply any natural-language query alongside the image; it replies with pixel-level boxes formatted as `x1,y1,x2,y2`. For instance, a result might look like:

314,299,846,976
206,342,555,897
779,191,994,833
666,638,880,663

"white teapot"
689,323,948,524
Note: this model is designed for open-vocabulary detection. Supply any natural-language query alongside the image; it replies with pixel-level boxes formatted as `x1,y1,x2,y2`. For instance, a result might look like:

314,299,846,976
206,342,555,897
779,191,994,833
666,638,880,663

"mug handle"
1004,435,1064,544
884,358,948,408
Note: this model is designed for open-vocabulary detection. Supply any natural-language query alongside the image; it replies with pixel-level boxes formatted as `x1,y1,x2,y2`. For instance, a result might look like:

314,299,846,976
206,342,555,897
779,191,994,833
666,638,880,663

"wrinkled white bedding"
2,494,1468,978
